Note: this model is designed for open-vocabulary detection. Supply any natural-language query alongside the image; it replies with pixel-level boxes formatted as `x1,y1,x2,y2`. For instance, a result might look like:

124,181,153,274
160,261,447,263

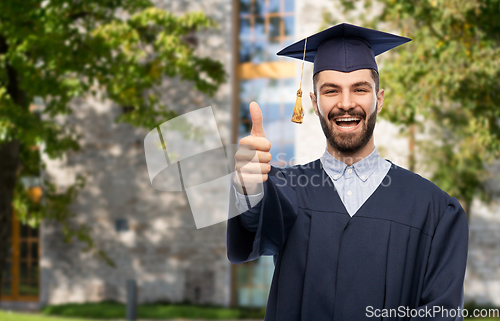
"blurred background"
0,0,499,319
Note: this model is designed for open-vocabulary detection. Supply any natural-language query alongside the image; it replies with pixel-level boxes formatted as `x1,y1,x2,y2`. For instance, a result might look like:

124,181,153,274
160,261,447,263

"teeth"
336,117,360,122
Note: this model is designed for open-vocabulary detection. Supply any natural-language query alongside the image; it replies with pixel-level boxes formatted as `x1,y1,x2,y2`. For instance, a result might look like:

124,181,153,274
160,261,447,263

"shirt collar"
320,147,383,182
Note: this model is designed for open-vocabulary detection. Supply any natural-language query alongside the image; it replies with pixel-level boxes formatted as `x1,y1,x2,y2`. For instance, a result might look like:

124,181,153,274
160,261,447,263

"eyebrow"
352,81,373,88
319,83,341,91
320,81,373,91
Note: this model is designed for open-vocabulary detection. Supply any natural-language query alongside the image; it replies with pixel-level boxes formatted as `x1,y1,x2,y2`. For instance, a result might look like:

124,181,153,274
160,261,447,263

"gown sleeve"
411,197,469,320
233,187,262,232
226,166,299,264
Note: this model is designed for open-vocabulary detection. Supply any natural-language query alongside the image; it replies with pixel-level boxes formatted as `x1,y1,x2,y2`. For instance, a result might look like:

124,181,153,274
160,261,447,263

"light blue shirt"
234,147,392,231
319,147,392,216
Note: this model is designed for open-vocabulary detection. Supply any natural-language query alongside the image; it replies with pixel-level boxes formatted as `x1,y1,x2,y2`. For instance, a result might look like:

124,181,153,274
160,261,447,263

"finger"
235,149,272,164
250,101,266,138
239,137,271,152
237,173,269,185
235,161,271,174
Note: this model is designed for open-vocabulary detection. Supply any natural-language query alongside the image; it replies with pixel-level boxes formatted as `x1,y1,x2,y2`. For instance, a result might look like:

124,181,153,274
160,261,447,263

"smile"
333,116,362,131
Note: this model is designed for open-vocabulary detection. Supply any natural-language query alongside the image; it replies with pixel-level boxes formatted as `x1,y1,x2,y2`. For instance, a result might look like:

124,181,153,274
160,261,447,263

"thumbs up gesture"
234,102,272,195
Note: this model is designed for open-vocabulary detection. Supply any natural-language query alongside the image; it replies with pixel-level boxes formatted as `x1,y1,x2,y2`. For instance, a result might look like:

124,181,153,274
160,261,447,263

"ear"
376,88,385,114
310,92,319,116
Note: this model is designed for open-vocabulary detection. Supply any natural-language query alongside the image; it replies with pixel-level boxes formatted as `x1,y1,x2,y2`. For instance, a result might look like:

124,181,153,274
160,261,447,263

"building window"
1,212,40,301
233,0,296,308
115,218,129,233
239,0,295,64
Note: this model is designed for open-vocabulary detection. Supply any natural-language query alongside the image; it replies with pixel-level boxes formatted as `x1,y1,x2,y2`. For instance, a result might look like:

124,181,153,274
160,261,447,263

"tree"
0,0,225,296
331,0,500,216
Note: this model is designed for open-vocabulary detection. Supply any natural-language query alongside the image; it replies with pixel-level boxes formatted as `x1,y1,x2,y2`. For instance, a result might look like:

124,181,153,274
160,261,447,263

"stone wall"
40,0,234,307
464,165,500,306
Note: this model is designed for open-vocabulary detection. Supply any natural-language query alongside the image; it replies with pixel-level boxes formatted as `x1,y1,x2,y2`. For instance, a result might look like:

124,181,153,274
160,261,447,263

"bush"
41,301,266,319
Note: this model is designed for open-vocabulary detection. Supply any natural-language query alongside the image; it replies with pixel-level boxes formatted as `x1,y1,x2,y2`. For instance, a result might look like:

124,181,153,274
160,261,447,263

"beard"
318,106,377,154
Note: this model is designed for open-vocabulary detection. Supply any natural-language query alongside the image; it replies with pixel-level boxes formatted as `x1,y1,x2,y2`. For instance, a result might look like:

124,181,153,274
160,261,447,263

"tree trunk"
0,34,25,299
0,140,20,298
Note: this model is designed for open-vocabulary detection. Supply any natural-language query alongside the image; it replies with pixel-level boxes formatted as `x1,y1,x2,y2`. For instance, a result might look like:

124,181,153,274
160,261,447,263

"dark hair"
313,69,379,97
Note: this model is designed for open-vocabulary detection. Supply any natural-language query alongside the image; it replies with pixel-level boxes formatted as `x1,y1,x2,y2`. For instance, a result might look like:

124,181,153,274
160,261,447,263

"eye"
355,88,368,93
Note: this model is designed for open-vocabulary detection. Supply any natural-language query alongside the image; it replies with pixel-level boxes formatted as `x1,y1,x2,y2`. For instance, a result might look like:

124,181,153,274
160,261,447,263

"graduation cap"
278,23,411,124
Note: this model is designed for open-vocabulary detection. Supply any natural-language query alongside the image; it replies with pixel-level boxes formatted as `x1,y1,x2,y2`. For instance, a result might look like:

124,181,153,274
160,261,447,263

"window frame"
1,209,41,302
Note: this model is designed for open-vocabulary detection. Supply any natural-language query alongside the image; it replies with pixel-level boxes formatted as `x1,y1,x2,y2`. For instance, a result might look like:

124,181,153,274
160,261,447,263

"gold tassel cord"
291,37,307,124
291,89,303,124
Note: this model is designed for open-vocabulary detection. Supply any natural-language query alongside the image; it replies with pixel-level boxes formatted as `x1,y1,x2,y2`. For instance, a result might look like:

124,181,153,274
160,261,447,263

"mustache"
328,108,366,121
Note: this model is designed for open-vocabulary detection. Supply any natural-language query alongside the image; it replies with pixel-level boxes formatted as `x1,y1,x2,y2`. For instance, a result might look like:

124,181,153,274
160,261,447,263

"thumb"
249,101,265,137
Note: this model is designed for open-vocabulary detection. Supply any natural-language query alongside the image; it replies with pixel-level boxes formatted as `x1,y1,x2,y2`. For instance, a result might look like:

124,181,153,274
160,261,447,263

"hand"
234,102,272,195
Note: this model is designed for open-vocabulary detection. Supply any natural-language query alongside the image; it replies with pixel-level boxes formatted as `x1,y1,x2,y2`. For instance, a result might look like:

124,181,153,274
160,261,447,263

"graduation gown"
227,159,468,321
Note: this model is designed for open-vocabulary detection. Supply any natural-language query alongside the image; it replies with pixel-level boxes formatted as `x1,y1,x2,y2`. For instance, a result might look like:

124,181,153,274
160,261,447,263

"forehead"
316,69,374,87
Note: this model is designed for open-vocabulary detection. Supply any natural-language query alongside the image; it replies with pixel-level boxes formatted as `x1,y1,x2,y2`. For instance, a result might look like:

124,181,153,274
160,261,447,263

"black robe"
227,160,468,321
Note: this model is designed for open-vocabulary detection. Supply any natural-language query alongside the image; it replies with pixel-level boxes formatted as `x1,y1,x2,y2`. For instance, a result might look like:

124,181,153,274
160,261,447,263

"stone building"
1,0,499,311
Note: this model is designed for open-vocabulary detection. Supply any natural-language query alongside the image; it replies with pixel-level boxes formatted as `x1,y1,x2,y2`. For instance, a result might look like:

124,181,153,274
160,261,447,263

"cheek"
317,96,336,116
362,96,378,113
316,103,330,119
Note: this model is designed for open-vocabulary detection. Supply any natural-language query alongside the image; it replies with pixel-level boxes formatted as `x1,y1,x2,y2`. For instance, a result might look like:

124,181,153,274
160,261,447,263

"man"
227,23,468,321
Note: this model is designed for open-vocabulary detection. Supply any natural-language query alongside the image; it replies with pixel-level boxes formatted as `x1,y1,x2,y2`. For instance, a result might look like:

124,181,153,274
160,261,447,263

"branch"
1,33,28,109
67,11,90,21
0,35,7,54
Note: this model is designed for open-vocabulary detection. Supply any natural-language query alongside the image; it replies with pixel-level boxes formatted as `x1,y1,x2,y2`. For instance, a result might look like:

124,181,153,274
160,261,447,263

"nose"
337,92,356,110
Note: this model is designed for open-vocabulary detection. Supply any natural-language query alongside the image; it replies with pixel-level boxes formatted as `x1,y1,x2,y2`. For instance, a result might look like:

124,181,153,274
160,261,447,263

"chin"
320,109,377,155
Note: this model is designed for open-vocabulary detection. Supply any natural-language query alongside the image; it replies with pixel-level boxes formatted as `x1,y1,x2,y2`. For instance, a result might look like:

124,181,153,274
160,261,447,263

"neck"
327,138,375,166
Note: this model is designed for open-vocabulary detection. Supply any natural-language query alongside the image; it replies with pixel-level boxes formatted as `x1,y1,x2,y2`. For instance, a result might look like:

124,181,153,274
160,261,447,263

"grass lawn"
39,302,266,319
0,310,95,321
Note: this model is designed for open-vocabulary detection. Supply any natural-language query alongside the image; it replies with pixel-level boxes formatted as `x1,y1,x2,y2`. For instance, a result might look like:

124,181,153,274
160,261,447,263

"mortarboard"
278,23,411,124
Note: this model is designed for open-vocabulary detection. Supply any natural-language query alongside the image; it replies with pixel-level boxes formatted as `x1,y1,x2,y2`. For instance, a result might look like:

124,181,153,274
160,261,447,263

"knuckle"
264,140,272,151
239,138,254,149
260,152,271,163
239,136,250,145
